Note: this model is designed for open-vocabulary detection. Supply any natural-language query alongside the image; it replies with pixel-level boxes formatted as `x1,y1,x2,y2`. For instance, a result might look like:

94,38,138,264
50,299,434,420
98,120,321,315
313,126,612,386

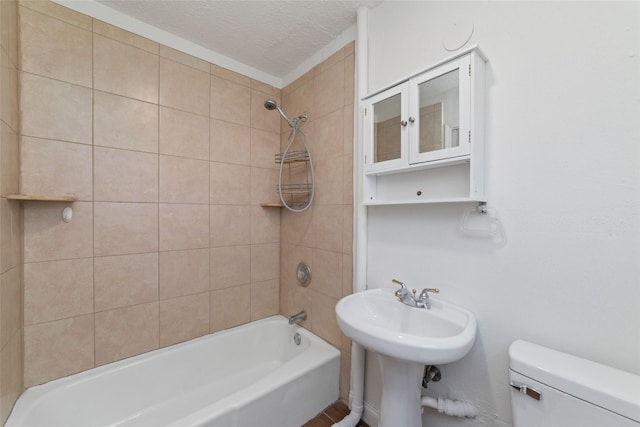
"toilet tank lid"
509,340,640,423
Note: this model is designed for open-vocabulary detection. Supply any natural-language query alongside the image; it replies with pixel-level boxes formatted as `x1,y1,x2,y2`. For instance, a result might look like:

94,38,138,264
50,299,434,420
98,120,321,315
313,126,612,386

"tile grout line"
208,70,212,334
91,16,97,369
156,48,161,350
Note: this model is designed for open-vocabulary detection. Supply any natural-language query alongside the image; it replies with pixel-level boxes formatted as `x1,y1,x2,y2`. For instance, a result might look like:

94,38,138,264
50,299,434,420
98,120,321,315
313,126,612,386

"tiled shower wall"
279,45,355,400
19,0,282,388
0,0,23,423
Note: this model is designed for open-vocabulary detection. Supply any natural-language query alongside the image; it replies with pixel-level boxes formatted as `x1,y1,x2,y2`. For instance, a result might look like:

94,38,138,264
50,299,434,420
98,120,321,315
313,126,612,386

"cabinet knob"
408,116,416,123
401,120,408,127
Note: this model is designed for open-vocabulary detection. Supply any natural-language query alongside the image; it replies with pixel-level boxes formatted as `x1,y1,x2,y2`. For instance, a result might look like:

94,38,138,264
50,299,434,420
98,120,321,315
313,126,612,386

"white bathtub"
7,315,340,427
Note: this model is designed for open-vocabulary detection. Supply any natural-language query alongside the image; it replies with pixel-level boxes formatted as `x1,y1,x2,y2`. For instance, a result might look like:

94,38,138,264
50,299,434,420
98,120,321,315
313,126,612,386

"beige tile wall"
14,0,355,411
279,43,355,401
0,0,23,423
418,103,443,153
19,1,281,388
375,103,443,162
375,117,402,162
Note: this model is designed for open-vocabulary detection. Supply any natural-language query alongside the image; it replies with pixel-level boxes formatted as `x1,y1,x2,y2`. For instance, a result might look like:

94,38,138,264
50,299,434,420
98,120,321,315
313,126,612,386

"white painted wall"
362,2,640,426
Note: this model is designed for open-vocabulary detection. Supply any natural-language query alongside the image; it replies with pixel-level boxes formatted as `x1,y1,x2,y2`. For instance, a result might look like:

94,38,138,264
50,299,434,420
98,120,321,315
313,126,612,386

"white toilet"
509,340,640,426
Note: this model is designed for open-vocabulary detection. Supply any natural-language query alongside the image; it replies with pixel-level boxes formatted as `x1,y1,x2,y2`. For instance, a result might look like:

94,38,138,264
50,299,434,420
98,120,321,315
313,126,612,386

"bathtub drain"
293,333,301,345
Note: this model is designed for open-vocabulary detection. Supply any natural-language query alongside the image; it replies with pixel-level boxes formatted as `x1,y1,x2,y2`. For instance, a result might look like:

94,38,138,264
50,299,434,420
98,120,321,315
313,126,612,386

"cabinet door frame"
408,54,471,165
364,82,409,173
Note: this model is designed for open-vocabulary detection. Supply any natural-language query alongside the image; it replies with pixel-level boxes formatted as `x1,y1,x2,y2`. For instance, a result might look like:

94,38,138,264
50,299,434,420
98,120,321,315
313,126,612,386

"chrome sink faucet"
392,279,439,309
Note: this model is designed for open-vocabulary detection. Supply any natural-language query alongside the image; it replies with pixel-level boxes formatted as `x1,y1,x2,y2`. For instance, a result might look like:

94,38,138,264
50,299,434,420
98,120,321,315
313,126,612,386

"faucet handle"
419,288,440,299
391,279,406,289
392,279,409,300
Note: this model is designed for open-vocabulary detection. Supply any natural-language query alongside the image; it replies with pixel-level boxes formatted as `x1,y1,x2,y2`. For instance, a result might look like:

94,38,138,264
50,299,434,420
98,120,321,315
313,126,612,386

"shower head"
264,99,278,111
264,98,293,125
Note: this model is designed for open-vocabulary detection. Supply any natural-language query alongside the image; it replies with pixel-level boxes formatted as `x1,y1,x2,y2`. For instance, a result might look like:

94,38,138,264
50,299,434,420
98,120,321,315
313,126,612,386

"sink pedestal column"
378,355,423,427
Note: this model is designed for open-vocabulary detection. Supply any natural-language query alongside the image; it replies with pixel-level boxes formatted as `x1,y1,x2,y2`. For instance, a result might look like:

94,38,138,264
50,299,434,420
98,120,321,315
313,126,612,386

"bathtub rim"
8,315,340,427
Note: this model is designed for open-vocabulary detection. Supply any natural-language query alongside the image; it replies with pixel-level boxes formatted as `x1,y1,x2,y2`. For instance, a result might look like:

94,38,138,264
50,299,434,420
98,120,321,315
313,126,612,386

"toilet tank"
509,340,640,426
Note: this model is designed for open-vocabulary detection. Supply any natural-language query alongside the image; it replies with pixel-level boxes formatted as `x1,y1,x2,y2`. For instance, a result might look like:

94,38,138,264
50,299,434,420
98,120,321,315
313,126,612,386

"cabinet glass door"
409,56,470,164
373,93,402,163
418,69,458,153
365,83,409,172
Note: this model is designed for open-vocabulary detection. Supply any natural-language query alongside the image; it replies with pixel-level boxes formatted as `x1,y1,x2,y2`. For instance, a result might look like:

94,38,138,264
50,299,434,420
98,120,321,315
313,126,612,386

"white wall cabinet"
362,47,487,205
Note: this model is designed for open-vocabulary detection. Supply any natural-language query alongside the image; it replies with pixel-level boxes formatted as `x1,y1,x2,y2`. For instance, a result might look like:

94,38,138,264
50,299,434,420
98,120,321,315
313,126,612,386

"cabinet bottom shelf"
363,197,485,206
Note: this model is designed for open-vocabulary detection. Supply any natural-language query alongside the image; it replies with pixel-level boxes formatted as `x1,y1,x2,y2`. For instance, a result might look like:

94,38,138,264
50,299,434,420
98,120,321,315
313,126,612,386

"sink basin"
336,287,477,427
336,287,477,364
336,288,476,427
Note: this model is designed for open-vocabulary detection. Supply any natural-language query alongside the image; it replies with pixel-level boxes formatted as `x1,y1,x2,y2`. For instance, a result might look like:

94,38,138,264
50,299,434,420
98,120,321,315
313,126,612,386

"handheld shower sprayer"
264,99,308,128
263,98,315,213
263,99,292,125
263,99,278,110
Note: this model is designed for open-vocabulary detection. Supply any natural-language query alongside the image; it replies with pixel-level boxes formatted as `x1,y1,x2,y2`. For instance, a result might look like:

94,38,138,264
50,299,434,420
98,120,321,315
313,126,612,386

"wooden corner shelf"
5,194,78,202
259,203,283,208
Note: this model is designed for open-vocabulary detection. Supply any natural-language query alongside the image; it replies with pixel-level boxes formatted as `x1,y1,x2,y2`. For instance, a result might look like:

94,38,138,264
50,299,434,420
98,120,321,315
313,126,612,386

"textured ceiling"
94,0,381,79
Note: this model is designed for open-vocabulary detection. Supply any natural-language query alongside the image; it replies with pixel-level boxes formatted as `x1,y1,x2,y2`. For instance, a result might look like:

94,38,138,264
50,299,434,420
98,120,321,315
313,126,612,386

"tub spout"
288,311,307,325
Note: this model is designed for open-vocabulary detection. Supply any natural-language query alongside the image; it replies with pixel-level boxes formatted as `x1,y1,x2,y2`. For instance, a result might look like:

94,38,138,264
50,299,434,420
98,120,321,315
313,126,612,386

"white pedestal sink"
336,288,477,427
